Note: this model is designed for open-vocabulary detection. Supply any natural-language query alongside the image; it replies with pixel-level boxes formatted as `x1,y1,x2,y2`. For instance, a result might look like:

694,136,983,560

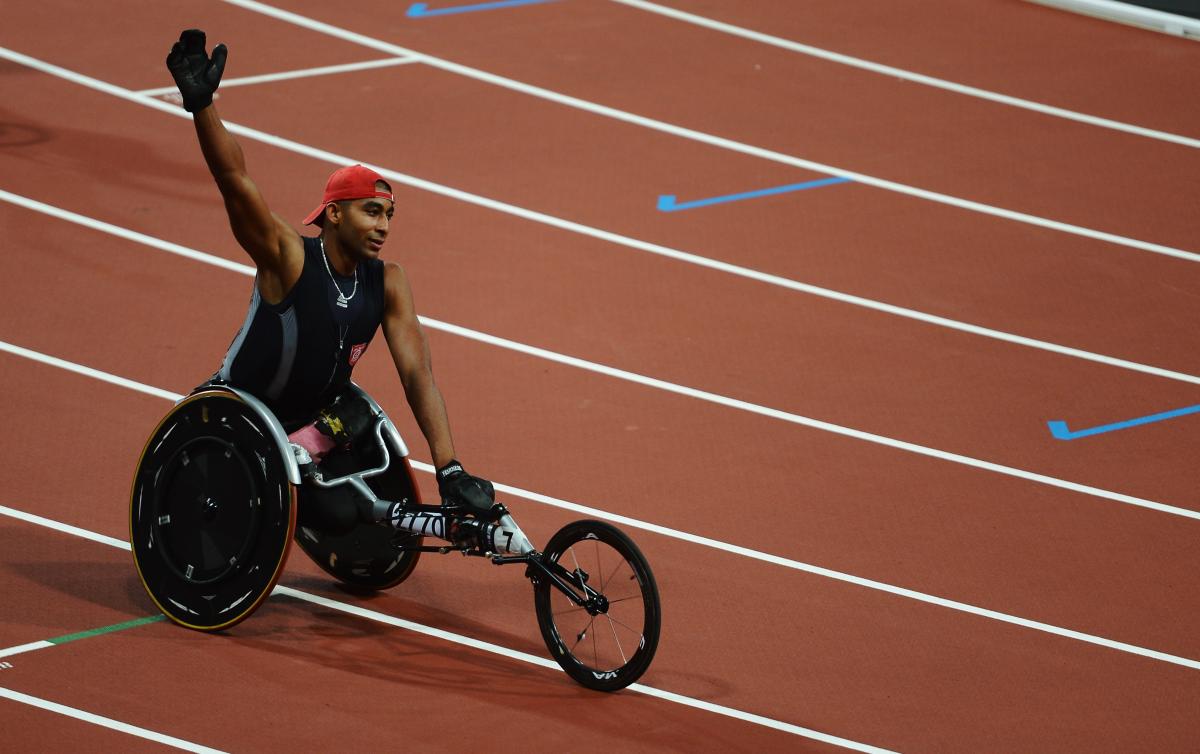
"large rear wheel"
130,390,296,631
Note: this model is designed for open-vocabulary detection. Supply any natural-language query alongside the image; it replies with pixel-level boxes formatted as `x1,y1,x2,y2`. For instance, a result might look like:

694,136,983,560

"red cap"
303,164,394,226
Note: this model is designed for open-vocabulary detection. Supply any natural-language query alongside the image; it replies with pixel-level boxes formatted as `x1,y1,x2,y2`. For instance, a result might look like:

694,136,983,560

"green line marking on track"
47,615,166,646
0,615,165,660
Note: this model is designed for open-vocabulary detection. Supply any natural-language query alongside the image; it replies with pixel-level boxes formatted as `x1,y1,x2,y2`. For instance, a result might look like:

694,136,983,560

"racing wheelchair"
129,384,660,691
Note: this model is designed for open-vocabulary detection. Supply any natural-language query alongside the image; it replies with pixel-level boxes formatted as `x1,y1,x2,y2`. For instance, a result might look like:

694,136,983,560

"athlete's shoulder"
382,261,416,311
382,260,409,285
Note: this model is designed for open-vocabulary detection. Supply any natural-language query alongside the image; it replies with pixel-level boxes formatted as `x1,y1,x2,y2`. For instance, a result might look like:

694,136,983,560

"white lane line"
408,321,1200,524
3,353,1200,674
0,503,134,551
0,641,54,659
0,338,182,403
0,686,226,753
271,587,892,752
8,185,1200,518
222,0,1200,263
5,88,1200,392
0,190,257,277
609,0,1200,149
4,57,1200,388
0,507,885,751
135,56,419,97
4,195,1200,523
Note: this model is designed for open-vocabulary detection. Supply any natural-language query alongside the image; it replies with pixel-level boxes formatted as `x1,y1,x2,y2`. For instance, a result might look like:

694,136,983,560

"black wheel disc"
131,391,296,631
533,520,661,691
154,436,261,585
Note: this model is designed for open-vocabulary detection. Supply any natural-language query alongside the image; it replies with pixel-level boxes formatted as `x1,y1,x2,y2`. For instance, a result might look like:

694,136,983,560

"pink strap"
288,423,337,462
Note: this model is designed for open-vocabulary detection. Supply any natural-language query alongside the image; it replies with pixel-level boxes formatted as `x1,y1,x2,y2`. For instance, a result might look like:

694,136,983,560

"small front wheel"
533,520,660,691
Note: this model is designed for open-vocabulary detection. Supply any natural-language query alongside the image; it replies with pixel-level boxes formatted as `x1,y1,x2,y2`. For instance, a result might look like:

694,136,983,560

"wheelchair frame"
130,383,661,691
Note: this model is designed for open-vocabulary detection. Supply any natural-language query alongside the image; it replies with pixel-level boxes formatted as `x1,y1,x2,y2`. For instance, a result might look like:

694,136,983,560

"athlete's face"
331,182,395,259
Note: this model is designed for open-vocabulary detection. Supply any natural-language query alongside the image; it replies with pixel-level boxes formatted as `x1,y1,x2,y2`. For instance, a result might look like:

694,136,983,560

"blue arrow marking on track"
407,0,561,17
1048,403,1200,440
657,176,852,212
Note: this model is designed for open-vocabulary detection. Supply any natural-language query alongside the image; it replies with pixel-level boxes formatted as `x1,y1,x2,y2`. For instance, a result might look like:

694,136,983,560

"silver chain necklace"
319,237,358,308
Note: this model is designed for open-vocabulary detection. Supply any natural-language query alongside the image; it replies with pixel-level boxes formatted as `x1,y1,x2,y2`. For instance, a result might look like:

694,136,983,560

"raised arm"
167,30,301,299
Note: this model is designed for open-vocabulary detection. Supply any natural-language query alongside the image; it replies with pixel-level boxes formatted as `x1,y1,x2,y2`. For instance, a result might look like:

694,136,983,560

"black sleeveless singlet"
215,236,385,426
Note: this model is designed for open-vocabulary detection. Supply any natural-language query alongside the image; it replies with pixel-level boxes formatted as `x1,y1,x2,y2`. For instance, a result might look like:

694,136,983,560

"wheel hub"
200,496,219,523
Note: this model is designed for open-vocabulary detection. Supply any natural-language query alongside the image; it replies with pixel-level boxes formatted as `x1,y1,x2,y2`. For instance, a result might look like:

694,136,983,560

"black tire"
533,520,660,691
130,390,296,631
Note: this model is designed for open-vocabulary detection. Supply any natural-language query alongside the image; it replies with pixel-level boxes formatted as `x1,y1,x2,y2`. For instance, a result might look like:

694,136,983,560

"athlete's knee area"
314,388,377,447
288,386,379,464
295,388,386,535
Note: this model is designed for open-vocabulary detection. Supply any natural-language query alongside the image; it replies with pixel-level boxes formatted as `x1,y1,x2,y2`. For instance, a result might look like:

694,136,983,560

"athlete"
166,29,496,524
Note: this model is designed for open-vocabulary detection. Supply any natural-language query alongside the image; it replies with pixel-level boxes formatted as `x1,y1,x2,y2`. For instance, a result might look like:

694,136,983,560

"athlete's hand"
437,460,497,520
166,29,227,113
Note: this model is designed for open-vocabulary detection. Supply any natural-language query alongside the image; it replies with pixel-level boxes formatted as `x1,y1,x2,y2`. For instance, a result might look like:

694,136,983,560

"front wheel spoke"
604,616,629,664
603,594,642,606
603,613,644,639
570,615,597,651
601,557,630,593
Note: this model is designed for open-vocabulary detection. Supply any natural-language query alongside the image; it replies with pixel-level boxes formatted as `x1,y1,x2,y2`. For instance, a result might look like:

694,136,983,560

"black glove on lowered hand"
166,29,227,112
437,459,497,520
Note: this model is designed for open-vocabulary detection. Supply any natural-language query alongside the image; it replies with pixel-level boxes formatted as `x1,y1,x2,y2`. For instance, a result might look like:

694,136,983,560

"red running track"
2,2,1199,752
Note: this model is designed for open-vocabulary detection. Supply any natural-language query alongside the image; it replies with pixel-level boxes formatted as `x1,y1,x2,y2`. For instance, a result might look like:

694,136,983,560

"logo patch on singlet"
348,343,368,366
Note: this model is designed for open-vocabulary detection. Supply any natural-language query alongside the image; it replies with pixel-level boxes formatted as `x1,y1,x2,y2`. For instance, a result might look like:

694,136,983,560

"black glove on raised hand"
437,459,497,520
166,29,227,113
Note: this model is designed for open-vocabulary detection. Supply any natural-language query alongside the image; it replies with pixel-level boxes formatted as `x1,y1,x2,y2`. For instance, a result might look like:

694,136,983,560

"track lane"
11,18,1197,390
0,689,209,753
0,523,156,651
2,64,1200,662
0,354,840,740
225,0,1200,252
9,4,1200,749
0,0,376,91
5,210,1200,668
628,0,1200,140
5,452,1200,753
3,71,1200,512
194,59,1200,382
0,525,818,753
